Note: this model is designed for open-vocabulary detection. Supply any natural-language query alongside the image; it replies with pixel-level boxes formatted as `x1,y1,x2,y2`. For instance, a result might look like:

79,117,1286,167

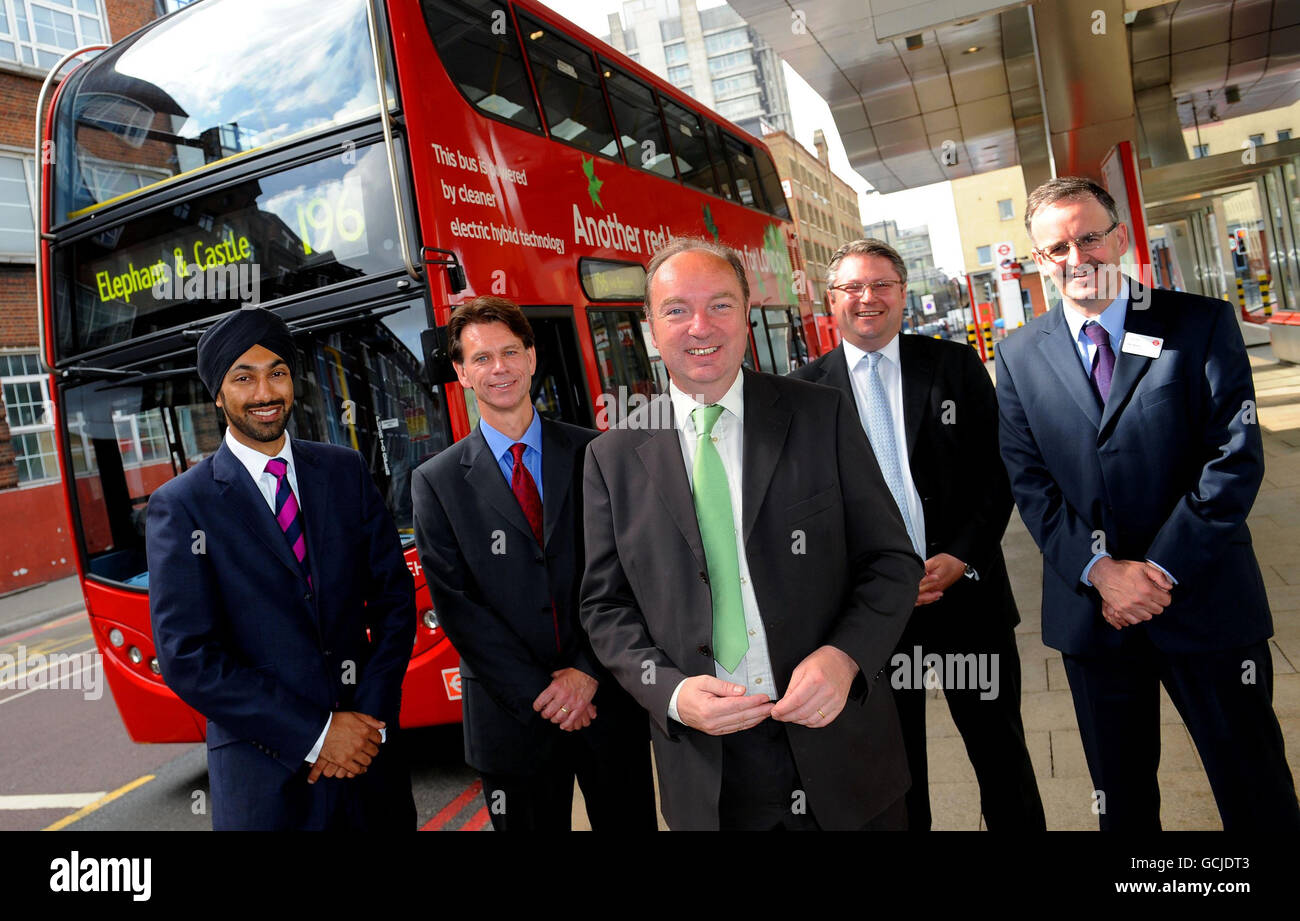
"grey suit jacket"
580,368,923,829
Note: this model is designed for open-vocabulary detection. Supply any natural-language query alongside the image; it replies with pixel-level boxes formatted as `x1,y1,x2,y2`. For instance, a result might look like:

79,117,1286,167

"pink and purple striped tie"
265,457,311,585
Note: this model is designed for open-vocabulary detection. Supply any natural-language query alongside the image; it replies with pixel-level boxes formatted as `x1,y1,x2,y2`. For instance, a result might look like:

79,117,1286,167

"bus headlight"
421,609,438,631
149,657,161,675
108,628,125,647
128,646,142,664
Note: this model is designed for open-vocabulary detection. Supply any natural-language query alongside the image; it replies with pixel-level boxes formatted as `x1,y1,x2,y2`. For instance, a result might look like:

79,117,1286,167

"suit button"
697,644,713,658
699,571,708,584
534,554,544,563
304,592,314,603
323,650,332,658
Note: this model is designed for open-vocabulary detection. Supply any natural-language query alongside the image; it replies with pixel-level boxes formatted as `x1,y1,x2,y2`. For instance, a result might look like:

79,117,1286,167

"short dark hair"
447,295,535,364
1024,176,1120,239
827,239,908,288
644,236,749,314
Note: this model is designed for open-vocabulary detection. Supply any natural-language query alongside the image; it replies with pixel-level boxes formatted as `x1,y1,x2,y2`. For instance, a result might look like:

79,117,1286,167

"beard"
224,400,290,443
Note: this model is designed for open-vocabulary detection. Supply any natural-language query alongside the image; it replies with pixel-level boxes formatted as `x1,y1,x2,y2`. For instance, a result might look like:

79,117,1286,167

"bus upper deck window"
517,14,619,160
421,0,542,132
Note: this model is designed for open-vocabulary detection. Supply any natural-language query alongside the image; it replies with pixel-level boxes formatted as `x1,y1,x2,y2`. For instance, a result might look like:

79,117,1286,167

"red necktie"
510,443,543,545
509,443,559,651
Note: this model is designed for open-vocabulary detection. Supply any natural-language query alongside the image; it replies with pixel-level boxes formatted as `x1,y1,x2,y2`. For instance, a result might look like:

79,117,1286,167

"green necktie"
690,404,748,672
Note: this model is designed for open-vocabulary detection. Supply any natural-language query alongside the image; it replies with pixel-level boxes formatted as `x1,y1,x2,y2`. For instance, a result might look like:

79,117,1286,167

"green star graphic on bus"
702,203,719,241
582,157,604,209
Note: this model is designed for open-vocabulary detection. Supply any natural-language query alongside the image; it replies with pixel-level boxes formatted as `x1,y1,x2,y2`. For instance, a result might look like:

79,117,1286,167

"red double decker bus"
35,0,819,742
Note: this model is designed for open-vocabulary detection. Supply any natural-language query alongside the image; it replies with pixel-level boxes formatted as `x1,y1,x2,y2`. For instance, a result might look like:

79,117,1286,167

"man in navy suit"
792,239,1044,831
997,176,1300,830
147,307,416,830
411,296,654,831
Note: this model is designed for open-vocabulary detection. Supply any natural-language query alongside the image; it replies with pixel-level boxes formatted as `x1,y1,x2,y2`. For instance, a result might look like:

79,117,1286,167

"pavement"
5,340,1299,831
0,575,85,636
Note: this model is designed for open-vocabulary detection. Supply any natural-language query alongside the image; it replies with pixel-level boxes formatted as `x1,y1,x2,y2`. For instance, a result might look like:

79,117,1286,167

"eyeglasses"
1034,221,1119,262
828,279,902,298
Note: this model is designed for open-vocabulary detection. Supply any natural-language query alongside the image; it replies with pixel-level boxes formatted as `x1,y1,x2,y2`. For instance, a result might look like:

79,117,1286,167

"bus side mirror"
421,326,458,385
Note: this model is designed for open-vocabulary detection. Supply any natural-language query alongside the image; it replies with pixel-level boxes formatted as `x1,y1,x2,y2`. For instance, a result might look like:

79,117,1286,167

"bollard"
1259,273,1273,317
1237,277,1248,321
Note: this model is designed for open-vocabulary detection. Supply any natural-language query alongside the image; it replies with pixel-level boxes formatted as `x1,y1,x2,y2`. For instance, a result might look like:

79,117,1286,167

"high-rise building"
0,0,175,594
605,0,791,140
762,128,861,304
862,219,964,328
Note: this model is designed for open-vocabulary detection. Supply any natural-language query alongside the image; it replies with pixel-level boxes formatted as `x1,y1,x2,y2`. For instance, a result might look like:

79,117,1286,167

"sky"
537,0,967,277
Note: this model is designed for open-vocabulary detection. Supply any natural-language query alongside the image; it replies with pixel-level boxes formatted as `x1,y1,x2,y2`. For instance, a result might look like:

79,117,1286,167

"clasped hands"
1090,557,1174,630
533,667,598,731
675,644,858,736
308,710,385,784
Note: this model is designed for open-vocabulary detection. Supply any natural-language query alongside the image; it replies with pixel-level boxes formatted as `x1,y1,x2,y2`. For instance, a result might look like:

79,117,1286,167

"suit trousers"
893,617,1045,831
479,723,656,831
715,718,908,830
1063,629,1300,831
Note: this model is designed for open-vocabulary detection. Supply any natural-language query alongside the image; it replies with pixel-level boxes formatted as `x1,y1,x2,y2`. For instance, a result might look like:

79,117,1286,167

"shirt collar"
224,426,294,480
669,369,745,434
1062,276,1129,346
843,332,901,371
479,408,541,463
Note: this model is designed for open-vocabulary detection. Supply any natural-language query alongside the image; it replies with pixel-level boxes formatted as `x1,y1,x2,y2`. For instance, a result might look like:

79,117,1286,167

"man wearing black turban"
146,306,417,830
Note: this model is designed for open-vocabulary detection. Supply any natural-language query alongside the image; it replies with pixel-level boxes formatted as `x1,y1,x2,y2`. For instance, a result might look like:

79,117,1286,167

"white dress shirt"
842,336,927,558
664,372,778,722
223,428,384,762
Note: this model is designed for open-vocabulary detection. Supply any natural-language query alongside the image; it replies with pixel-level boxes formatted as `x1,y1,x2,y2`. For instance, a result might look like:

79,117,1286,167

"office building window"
1193,144,1209,158
0,0,108,70
704,28,749,55
998,198,1014,220
977,245,992,266
667,64,691,85
664,42,687,65
1249,133,1264,147
1279,130,1292,142
0,153,36,257
2,353,58,485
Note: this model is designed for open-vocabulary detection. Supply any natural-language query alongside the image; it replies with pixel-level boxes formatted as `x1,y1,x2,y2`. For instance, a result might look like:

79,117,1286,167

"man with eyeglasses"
791,240,1045,831
997,176,1300,831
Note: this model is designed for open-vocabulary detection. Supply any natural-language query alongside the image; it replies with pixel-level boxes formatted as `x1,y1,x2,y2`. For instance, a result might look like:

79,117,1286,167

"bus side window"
723,132,767,212
517,14,619,160
420,0,543,132
705,121,736,203
755,147,791,221
660,98,717,196
601,62,676,179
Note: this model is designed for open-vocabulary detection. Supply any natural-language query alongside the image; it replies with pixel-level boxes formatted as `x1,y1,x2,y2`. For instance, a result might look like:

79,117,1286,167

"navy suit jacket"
146,438,416,829
995,282,1271,655
410,418,643,775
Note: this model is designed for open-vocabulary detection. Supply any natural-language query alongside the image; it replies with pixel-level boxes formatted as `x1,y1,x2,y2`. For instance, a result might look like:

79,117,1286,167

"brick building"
0,0,178,594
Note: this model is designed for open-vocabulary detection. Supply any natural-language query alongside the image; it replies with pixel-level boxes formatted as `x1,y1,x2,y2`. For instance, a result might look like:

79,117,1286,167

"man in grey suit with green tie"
580,237,923,830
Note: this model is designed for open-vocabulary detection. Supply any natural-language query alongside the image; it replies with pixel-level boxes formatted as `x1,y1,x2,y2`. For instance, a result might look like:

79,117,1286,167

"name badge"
1121,332,1163,358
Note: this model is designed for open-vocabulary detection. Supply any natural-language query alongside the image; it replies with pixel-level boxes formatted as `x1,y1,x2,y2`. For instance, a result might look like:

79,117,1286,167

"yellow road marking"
44,775,155,831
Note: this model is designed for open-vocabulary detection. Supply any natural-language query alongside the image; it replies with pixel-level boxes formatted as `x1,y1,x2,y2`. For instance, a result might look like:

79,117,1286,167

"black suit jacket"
996,282,1271,655
411,418,639,775
790,338,1019,636
580,369,923,829
147,439,416,830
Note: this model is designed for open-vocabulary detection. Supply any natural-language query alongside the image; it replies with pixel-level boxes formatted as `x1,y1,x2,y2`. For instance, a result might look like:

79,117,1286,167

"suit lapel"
634,396,707,572
897,337,934,460
741,370,792,542
463,425,540,545
1037,307,1102,429
540,419,572,547
211,441,303,582
1099,285,1165,439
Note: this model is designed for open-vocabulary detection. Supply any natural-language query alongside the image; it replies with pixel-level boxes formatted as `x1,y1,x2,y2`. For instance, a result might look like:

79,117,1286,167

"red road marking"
461,806,491,831
0,613,84,647
421,779,482,831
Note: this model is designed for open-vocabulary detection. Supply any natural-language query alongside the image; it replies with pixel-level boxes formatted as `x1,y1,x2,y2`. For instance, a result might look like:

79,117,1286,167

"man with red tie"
411,296,654,830
147,307,417,830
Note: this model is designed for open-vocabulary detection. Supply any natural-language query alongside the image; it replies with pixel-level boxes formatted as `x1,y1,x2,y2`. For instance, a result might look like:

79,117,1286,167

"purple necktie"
265,457,311,585
1084,322,1114,405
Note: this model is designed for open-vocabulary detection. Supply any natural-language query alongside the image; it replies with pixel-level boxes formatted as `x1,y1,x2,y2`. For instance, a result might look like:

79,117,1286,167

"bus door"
524,307,594,428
